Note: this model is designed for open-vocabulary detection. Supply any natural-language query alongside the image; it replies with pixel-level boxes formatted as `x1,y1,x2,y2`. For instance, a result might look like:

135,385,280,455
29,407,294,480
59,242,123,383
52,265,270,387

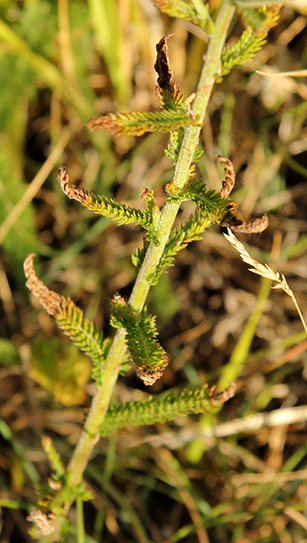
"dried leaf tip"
154,35,182,108
24,254,67,316
57,166,90,204
209,381,236,406
136,367,165,386
155,34,174,90
26,510,55,536
216,155,269,234
214,155,236,199
221,212,269,234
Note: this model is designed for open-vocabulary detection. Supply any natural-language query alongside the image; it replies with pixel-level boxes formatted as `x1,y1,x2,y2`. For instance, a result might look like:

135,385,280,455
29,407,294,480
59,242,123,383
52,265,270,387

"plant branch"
40,1,236,536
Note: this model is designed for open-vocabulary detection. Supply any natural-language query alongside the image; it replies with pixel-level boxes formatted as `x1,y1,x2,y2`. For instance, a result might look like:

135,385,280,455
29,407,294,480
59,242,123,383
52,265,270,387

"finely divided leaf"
111,297,168,385
58,166,154,229
88,109,197,136
100,382,236,435
221,6,281,76
24,254,106,371
152,0,214,33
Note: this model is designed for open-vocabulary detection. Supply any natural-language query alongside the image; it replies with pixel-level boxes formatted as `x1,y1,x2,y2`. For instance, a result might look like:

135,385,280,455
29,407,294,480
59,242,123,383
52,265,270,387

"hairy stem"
43,0,235,534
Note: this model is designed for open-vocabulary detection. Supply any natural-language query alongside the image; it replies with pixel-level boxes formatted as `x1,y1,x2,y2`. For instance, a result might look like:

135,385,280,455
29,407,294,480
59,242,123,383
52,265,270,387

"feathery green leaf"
55,300,106,367
111,297,168,385
42,436,65,480
167,180,231,217
24,254,108,383
88,109,199,137
152,0,214,33
58,166,155,230
221,5,280,76
78,193,152,227
134,186,233,282
100,382,236,435
221,27,267,76
147,208,212,284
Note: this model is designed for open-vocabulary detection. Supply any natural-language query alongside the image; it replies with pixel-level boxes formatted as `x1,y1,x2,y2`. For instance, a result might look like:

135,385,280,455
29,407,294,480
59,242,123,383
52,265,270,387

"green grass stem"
217,277,272,390
88,0,130,103
0,19,92,120
186,277,272,464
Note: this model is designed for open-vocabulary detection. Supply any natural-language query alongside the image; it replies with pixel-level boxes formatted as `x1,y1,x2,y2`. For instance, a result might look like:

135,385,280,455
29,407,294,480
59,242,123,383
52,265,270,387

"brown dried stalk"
224,228,307,335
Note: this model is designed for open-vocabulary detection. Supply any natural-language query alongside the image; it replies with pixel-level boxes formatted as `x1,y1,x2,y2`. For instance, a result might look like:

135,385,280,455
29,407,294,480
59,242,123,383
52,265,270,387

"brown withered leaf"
136,366,166,386
154,35,182,109
87,114,122,135
221,211,269,234
216,154,269,234
214,154,236,199
57,166,93,204
208,382,236,407
26,510,55,536
24,254,68,316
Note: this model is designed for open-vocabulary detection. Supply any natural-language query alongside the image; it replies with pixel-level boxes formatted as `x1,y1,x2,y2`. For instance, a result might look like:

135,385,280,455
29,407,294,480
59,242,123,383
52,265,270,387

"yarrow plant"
22,0,306,539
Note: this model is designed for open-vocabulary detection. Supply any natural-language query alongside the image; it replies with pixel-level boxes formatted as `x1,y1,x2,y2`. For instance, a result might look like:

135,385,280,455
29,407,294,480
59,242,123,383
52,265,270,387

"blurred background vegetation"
1,1,307,541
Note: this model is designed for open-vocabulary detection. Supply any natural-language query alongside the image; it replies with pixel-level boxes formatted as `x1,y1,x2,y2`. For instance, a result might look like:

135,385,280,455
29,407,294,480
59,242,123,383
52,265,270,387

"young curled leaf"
141,188,161,228
88,109,197,137
111,297,168,386
109,293,126,329
240,5,281,32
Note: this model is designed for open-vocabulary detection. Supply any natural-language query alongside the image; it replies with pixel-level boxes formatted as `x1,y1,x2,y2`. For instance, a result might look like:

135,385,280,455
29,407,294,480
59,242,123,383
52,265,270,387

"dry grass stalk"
223,228,307,336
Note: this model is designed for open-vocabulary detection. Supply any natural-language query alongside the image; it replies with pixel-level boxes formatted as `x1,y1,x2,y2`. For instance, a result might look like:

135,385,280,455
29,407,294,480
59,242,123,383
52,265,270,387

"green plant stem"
129,1,236,311
190,0,214,32
76,497,85,543
172,6,235,189
235,0,285,5
42,0,236,536
217,277,272,390
65,328,127,487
